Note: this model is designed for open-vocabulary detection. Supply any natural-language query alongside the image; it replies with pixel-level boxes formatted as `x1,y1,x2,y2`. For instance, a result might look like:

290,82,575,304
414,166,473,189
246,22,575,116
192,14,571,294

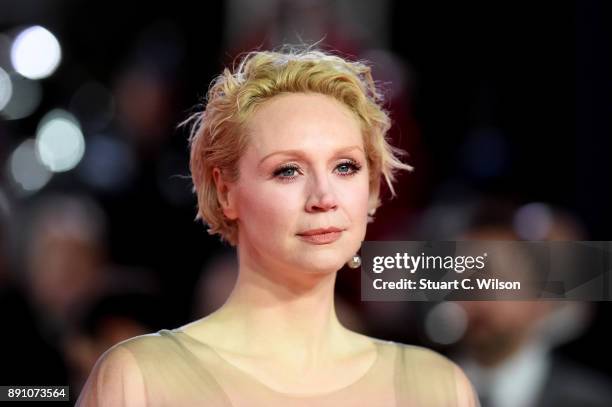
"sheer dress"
76,328,480,407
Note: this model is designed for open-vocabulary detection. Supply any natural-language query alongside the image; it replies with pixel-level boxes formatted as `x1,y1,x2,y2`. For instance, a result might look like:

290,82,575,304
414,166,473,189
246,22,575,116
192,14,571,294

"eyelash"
273,160,362,181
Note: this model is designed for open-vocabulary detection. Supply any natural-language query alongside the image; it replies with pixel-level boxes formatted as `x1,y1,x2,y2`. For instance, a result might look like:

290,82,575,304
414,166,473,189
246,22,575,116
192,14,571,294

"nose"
305,173,338,213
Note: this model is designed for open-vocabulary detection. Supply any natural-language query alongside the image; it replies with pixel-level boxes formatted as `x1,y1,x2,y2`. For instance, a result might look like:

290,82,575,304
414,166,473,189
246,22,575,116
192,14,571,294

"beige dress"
76,328,479,406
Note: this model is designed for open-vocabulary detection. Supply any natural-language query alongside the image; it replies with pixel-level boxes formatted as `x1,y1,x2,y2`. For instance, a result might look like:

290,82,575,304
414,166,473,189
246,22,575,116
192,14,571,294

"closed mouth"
297,227,343,236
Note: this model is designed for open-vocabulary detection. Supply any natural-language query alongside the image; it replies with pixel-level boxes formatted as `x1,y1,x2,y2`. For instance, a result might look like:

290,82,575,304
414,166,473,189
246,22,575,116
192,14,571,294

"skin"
181,93,377,394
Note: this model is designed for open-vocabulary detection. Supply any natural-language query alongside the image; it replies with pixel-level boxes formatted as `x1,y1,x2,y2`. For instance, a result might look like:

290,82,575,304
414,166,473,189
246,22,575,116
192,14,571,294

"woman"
77,47,480,406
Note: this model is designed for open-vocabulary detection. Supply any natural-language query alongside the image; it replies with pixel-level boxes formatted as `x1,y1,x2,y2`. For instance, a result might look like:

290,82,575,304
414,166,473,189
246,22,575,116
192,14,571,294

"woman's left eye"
335,160,362,176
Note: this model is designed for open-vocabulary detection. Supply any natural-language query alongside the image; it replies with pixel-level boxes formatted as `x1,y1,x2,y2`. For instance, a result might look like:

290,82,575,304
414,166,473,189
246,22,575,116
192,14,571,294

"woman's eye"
335,161,361,176
273,165,300,179
280,167,296,177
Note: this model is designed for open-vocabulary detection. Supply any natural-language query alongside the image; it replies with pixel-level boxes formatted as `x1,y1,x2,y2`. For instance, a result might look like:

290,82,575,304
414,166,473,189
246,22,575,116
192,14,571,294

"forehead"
244,93,363,156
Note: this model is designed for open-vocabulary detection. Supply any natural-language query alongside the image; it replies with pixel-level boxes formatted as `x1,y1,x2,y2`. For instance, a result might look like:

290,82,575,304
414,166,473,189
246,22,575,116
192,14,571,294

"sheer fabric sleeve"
395,345,481,407
453,362,481,407
75,345,147,407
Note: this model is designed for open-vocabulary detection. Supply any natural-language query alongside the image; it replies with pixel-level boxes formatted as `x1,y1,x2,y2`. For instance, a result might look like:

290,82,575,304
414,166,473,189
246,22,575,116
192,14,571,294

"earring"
347,255,361,269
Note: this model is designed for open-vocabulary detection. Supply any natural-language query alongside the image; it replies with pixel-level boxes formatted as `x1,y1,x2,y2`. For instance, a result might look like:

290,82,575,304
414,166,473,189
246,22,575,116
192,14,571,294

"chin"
294,250,350,273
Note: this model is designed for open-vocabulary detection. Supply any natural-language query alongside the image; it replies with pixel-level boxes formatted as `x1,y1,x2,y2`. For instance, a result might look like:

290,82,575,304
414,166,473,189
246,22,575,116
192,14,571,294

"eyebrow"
258,145,365,166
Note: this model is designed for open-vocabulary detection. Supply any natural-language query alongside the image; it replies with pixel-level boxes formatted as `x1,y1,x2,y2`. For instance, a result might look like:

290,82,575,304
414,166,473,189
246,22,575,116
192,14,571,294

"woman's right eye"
273,165,300,179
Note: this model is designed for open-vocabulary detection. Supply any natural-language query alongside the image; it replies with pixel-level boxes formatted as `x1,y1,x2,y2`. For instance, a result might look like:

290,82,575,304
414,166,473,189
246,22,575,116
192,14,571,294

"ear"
212,167,238,220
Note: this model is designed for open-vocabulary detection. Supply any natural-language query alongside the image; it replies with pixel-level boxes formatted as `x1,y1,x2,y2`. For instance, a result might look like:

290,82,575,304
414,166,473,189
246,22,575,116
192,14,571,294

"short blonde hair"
187,46,413,246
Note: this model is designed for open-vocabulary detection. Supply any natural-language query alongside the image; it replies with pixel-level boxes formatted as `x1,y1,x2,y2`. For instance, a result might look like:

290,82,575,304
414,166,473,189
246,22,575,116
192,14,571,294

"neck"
202,244,351,370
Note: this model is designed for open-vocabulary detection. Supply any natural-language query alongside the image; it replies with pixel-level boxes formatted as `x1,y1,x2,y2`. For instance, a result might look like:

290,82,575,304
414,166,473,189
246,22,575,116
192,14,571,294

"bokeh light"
35,109,86,172
513,202,553,240
10,25,62,80
0,73,42,120
76,134,135,192
424,302,468,345
8,138,53,194
0,67,12,111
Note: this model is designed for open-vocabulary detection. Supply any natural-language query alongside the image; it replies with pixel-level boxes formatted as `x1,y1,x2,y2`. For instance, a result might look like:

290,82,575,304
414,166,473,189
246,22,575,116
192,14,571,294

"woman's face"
224,92,370,275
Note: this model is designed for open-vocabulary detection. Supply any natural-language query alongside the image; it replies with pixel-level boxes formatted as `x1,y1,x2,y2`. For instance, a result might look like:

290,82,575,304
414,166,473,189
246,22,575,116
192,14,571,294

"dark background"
0,0,610,405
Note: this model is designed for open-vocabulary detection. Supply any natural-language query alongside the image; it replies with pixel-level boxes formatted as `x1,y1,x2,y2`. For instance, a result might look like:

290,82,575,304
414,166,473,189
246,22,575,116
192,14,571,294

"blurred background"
0,1,611,406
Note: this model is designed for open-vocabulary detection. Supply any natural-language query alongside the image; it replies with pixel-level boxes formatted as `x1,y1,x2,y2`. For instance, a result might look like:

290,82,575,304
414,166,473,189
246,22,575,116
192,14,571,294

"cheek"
339,176,370,220
235,181,301,236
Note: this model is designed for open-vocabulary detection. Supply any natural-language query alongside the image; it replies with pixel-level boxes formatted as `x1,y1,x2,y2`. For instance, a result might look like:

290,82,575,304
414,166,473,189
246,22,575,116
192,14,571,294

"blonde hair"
187,46,413,246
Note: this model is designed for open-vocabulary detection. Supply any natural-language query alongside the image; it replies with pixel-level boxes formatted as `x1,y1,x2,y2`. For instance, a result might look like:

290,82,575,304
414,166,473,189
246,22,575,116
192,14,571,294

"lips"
297,227,343,236
297,227,344,245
